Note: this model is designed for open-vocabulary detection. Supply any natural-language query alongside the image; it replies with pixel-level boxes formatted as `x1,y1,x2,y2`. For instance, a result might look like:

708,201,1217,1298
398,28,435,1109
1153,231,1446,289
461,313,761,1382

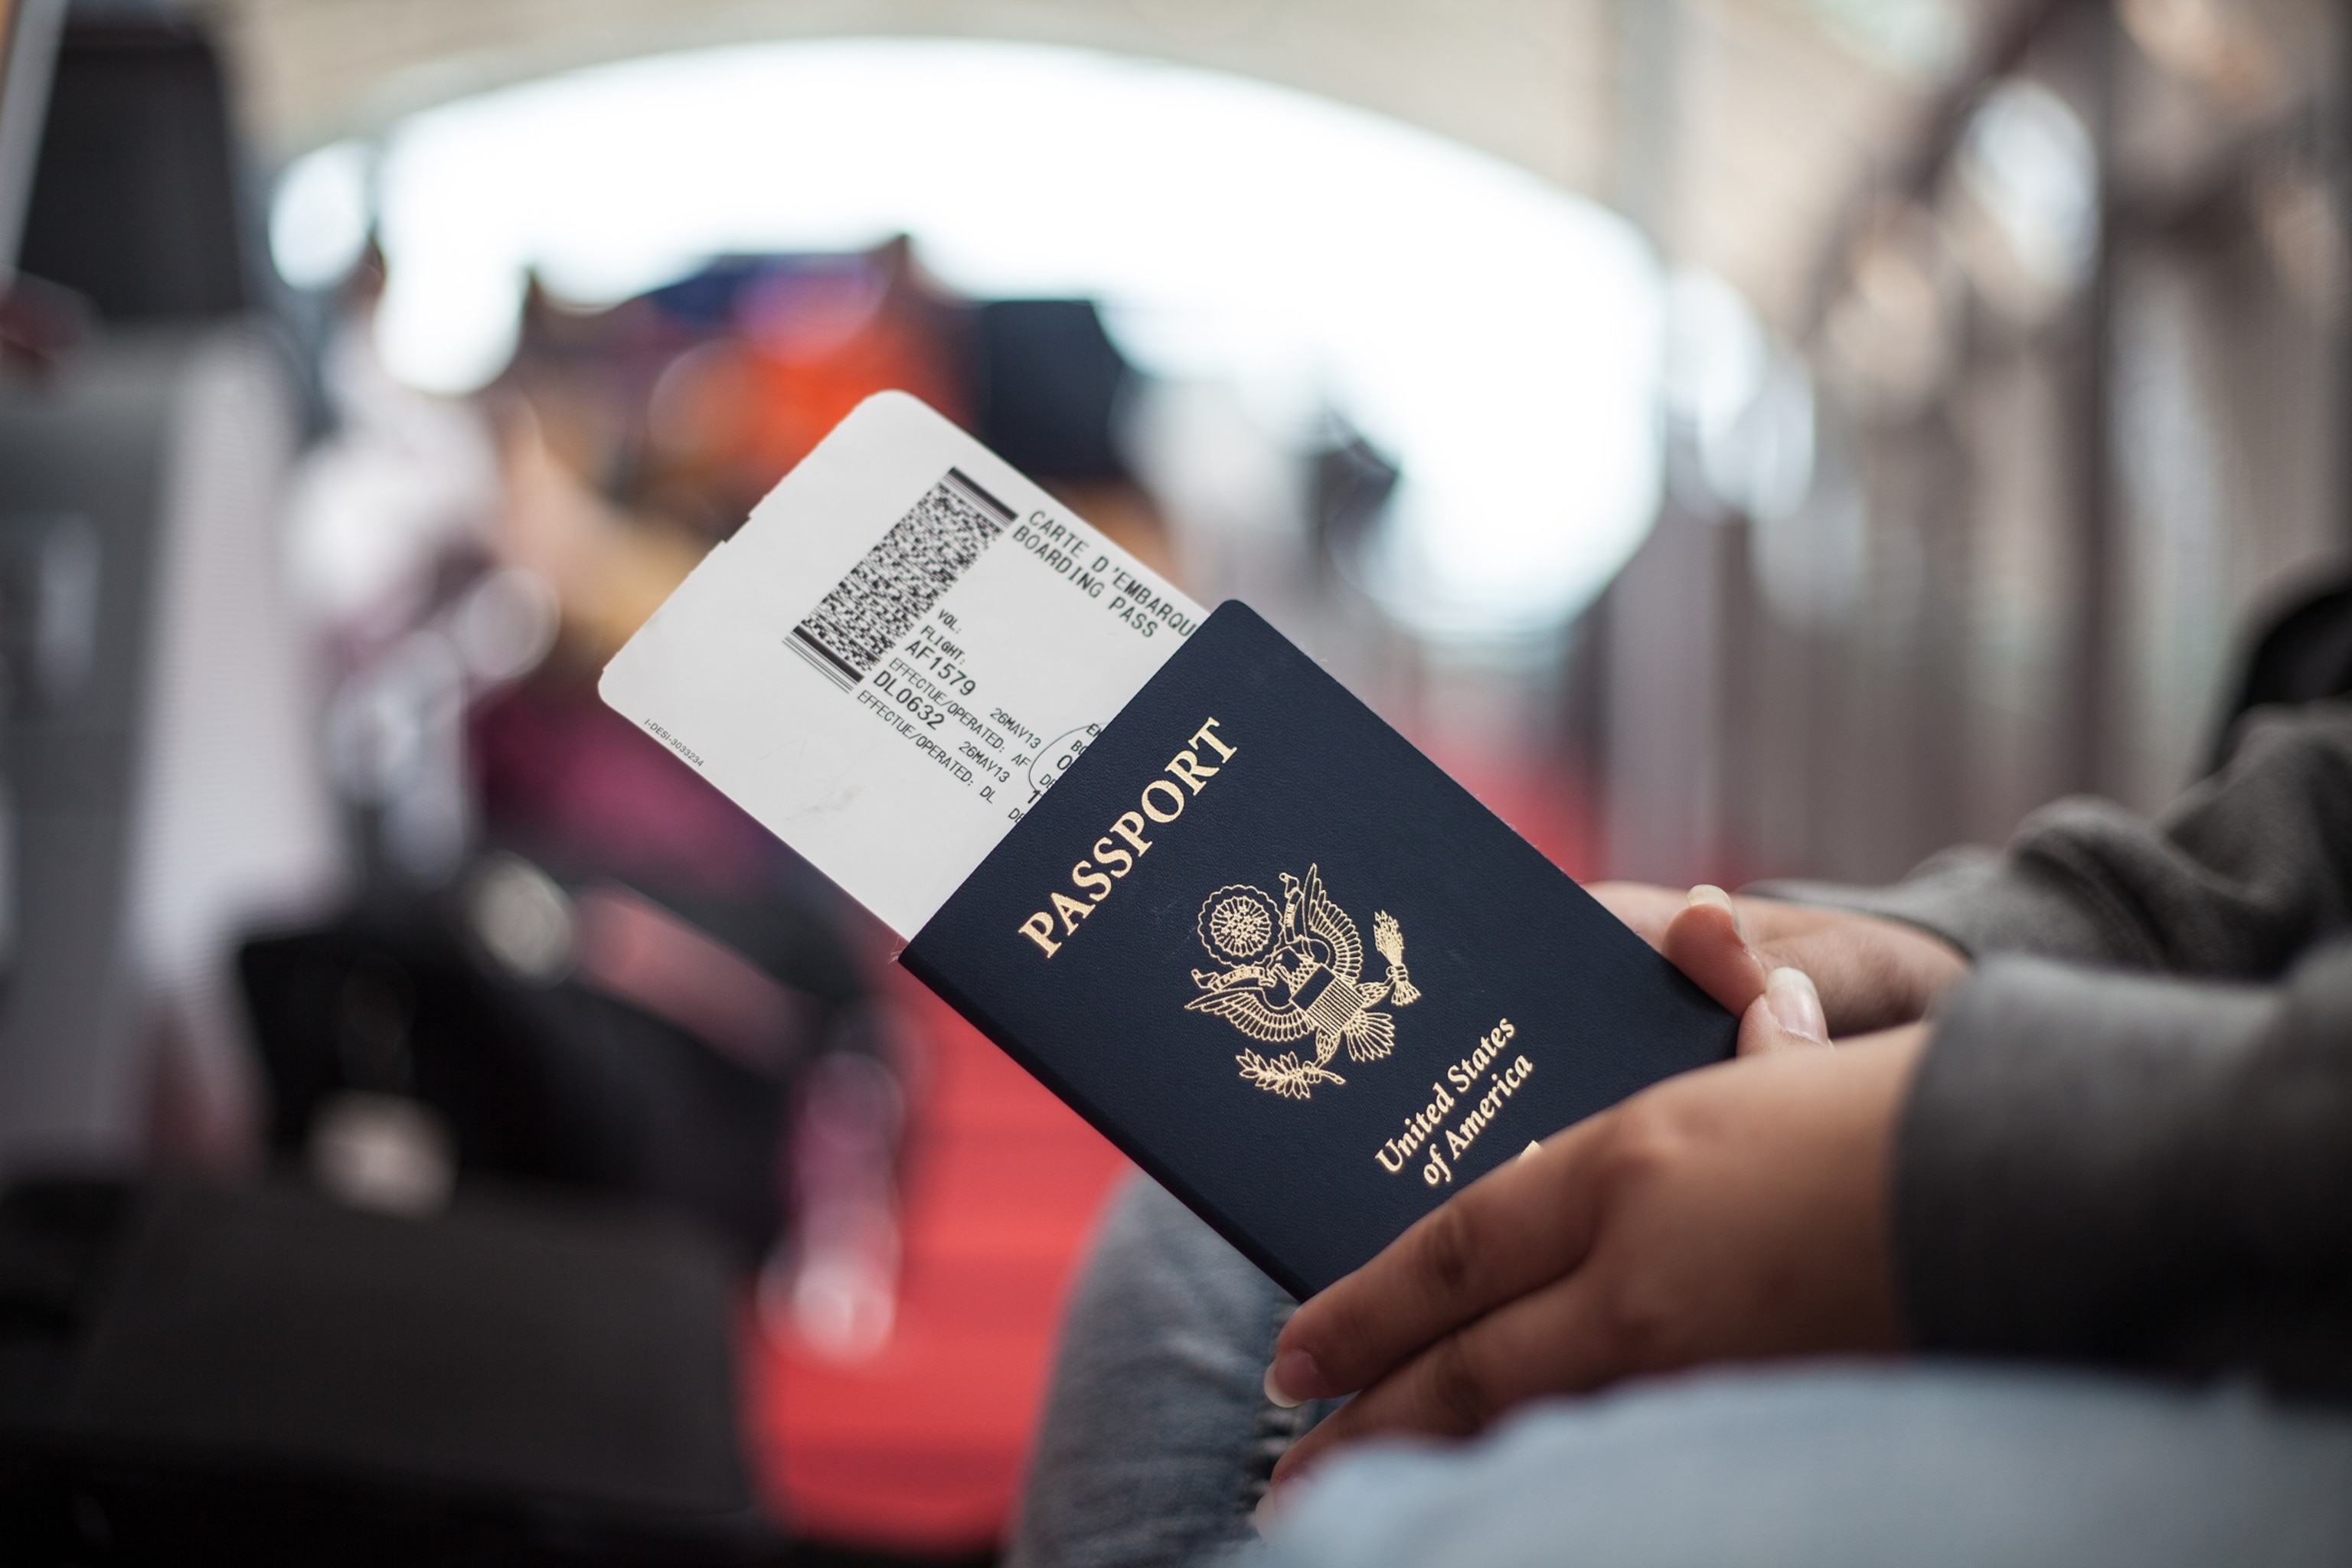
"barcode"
789,468,1015,691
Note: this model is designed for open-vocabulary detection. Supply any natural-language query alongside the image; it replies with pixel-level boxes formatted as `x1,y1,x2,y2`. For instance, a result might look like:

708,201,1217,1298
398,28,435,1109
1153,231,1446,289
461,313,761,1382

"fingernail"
1685,884,1743,938
1765,966,1828,1043
1264,1349,1318,1408
1253,1485,1287,1535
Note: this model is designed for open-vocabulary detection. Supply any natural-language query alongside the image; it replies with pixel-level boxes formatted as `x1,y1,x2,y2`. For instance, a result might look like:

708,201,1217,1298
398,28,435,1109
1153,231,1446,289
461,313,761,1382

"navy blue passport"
903,603,1734,1299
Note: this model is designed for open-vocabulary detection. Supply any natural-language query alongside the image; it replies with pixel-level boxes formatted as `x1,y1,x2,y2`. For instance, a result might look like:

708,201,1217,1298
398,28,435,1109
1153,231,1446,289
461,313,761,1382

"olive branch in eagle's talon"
1234,1050,1346,1101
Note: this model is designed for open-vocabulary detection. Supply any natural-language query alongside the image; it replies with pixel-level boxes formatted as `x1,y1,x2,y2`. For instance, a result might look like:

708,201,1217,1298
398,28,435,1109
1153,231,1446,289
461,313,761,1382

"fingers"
1653,887,1968,1037
1273,1269,1613,1485
1650,888,1830,1054
1738,968,1829,1055
1268,1124,1609,1404
1747,920,1968,1037
1662,887,1771,1017
1277,1031,1921,1486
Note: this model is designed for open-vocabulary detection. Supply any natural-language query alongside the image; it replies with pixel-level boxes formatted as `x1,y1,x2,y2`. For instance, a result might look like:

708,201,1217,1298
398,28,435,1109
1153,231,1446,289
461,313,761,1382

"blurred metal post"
2061,0,2118,798
1596,0,1726,885
2337,0,2352,550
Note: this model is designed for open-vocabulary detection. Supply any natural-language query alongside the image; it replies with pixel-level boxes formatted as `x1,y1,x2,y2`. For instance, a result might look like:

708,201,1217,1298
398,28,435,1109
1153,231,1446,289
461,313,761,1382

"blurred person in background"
1008,694,2352,1567
272,230,1184,1367
264,239,939,1351
459,242,978,1348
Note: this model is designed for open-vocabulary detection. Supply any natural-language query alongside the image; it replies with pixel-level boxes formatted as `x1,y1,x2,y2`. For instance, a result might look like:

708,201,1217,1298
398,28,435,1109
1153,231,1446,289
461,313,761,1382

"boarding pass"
599,392,1206,937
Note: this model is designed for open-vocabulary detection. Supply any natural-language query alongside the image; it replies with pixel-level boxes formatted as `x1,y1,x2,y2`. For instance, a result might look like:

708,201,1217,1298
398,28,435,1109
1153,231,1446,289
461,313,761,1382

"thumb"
1739,965,1831,1055
1663,885,1772,1016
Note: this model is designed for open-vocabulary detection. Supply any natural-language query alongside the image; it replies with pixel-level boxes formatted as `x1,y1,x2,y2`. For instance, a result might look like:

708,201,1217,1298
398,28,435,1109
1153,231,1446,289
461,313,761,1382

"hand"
1265,1019,1927,1488
1589,880,1968,1037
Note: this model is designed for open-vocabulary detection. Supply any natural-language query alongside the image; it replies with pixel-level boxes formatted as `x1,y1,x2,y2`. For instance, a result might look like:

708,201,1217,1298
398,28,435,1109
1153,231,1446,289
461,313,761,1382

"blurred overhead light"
1664,270,1817,524
2252,164,2349,325
1665,272,1767,451
270,139,374,291
369,40,1663,642
1955,79,2099,313
2116,0,2286,113
1823,213,1961,416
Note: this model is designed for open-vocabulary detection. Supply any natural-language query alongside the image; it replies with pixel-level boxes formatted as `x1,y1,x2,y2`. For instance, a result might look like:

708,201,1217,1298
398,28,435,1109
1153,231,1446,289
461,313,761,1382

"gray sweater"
1768,704,2352,1397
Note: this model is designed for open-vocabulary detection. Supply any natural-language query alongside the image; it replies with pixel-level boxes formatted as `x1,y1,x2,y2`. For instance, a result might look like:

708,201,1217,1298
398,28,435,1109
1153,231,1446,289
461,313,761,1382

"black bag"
240,865,876,1263
0,1176,779,1564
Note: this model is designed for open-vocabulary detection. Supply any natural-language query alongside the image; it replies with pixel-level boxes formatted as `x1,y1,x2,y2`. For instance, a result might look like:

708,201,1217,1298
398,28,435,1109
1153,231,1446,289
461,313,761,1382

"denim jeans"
1006,1174,1338,1568
1011,1175,2352,1568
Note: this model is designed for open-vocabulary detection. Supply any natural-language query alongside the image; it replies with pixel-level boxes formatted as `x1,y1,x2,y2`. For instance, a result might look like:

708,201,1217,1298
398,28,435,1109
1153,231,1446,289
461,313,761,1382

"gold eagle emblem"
1185,864,1420,1100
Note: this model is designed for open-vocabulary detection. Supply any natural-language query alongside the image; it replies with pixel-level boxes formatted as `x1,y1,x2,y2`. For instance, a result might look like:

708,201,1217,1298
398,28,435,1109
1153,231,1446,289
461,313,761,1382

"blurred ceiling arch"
211,0,1984,325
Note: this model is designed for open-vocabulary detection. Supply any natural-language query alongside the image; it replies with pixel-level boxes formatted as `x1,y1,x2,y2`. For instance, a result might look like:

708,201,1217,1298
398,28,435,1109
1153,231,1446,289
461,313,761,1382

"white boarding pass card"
599,392,1206,939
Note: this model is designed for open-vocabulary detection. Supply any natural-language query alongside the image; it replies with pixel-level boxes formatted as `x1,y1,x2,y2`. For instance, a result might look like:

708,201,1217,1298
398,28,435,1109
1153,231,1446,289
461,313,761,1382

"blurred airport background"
0,0,2344,1560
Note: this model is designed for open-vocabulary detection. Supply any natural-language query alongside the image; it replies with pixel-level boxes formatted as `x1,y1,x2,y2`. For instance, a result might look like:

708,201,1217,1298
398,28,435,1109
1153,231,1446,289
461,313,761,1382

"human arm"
1759,704,2352,978
1591,697,2352,1030
1730,704,2352,1385
1894,944,2352,1393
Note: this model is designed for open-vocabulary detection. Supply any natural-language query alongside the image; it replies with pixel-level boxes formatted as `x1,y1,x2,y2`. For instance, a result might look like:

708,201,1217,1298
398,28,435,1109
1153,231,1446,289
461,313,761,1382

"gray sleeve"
1897,947,2352,1393
1758,704,2352,977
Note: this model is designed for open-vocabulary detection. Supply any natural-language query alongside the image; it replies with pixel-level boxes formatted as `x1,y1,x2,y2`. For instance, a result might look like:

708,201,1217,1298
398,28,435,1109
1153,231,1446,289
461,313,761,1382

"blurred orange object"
636,240,969,537
747,956,1129,1555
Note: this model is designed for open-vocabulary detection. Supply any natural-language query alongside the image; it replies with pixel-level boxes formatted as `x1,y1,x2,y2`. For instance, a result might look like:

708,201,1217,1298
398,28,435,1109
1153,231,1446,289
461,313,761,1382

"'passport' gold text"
1018,717,1236,957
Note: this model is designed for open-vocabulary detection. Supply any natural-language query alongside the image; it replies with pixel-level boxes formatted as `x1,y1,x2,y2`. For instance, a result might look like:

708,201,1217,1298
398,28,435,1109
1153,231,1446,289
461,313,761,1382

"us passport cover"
904,601,1735,1299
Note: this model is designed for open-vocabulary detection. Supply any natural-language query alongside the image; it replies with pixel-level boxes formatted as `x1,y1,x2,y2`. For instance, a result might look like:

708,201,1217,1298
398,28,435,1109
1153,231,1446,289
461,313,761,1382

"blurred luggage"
0,1174,777,1564
240,858,881,1263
